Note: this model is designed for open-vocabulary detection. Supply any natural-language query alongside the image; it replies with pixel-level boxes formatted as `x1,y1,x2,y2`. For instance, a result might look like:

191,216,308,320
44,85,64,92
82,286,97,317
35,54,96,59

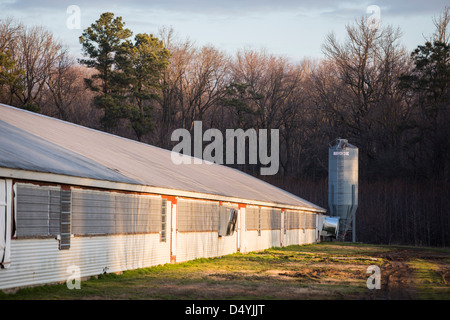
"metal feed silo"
328,139,358,241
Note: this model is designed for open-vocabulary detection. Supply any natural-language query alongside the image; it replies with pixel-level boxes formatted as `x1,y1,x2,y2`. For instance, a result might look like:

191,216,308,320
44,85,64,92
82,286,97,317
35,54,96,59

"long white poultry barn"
0,103,326,290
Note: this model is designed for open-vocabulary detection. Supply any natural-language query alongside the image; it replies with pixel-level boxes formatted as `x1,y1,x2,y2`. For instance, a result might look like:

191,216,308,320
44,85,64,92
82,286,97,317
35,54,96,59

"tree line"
0,8,449,246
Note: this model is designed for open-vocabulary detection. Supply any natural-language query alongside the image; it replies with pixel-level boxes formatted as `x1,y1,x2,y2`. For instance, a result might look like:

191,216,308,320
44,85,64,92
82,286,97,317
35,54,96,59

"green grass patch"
408,258,450,299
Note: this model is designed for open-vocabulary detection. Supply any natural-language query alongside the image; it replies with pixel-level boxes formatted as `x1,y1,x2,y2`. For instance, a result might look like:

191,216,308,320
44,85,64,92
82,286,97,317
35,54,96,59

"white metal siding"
176,231,237,262
284,229,317,247
243,229,281,253
0,234,171,290
0,179,12,267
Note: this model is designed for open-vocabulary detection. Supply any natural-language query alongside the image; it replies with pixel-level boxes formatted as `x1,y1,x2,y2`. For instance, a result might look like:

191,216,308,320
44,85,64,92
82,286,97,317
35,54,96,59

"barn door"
0,179,11,268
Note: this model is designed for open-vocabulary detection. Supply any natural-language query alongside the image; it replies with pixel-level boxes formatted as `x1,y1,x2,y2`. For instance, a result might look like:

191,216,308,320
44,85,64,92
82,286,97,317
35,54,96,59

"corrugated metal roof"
0,103,325,211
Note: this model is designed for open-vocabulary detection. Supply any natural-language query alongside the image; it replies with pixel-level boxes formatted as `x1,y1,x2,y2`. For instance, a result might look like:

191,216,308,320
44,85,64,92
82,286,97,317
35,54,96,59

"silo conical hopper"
328,139,358,241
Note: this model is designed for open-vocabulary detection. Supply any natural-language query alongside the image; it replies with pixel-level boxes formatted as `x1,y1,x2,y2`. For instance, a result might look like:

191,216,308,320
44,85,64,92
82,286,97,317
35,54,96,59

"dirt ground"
1,242,449,300
117,243,450,300
171,244,450,300
374,248,450,300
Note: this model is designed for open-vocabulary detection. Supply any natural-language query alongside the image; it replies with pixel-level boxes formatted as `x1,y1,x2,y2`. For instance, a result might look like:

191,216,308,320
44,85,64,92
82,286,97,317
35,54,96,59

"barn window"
71,189,114,235
15,184,61,238
284,210,317,229
245,206,261,236
260,207,281,230
71,189,162,235
305,213,317,229
15,183,71,250
285,210,301,230
176,199,219,232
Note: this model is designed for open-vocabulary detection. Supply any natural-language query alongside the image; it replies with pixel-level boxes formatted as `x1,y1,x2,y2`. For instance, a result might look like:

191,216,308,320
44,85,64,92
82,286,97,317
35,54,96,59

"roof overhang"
0,167,327,213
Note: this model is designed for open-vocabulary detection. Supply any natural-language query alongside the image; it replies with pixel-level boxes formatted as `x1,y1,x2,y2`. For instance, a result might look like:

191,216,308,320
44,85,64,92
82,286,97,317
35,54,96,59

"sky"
0,0,448,63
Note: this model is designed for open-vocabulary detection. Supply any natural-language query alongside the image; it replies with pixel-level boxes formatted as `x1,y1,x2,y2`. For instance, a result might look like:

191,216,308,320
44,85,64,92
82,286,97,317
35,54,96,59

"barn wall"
0,179,322,290
242,229,281,253
283,229,317,247
240,206,284,253
175,232,237,262
175,198,238,262
0,233,170,290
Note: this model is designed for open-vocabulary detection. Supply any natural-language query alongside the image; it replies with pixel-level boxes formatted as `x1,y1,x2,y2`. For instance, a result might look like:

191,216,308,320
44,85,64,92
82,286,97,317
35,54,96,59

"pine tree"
79,12,132,132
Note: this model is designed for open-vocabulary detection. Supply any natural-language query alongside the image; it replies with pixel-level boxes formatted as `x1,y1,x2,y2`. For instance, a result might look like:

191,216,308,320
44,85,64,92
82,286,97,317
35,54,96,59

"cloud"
375,0,447,16
3,0,447,16
1,0,446,61
3,0,321,13
2,0,448,25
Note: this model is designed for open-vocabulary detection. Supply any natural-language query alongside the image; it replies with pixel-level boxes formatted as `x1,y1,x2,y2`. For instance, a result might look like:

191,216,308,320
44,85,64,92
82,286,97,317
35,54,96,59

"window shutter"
59,190,71,250
258,208,261,236
161,199,167,242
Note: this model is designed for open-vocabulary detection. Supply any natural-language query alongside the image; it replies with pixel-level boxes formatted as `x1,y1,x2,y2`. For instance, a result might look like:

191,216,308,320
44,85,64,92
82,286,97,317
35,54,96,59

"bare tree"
230,49,295,130
0,17,23,52
9,25,64,110
181,45,230,130
0,18,24,104
320,17,411,176
154,27,195,147
430,6,450,43
44,52,94,122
